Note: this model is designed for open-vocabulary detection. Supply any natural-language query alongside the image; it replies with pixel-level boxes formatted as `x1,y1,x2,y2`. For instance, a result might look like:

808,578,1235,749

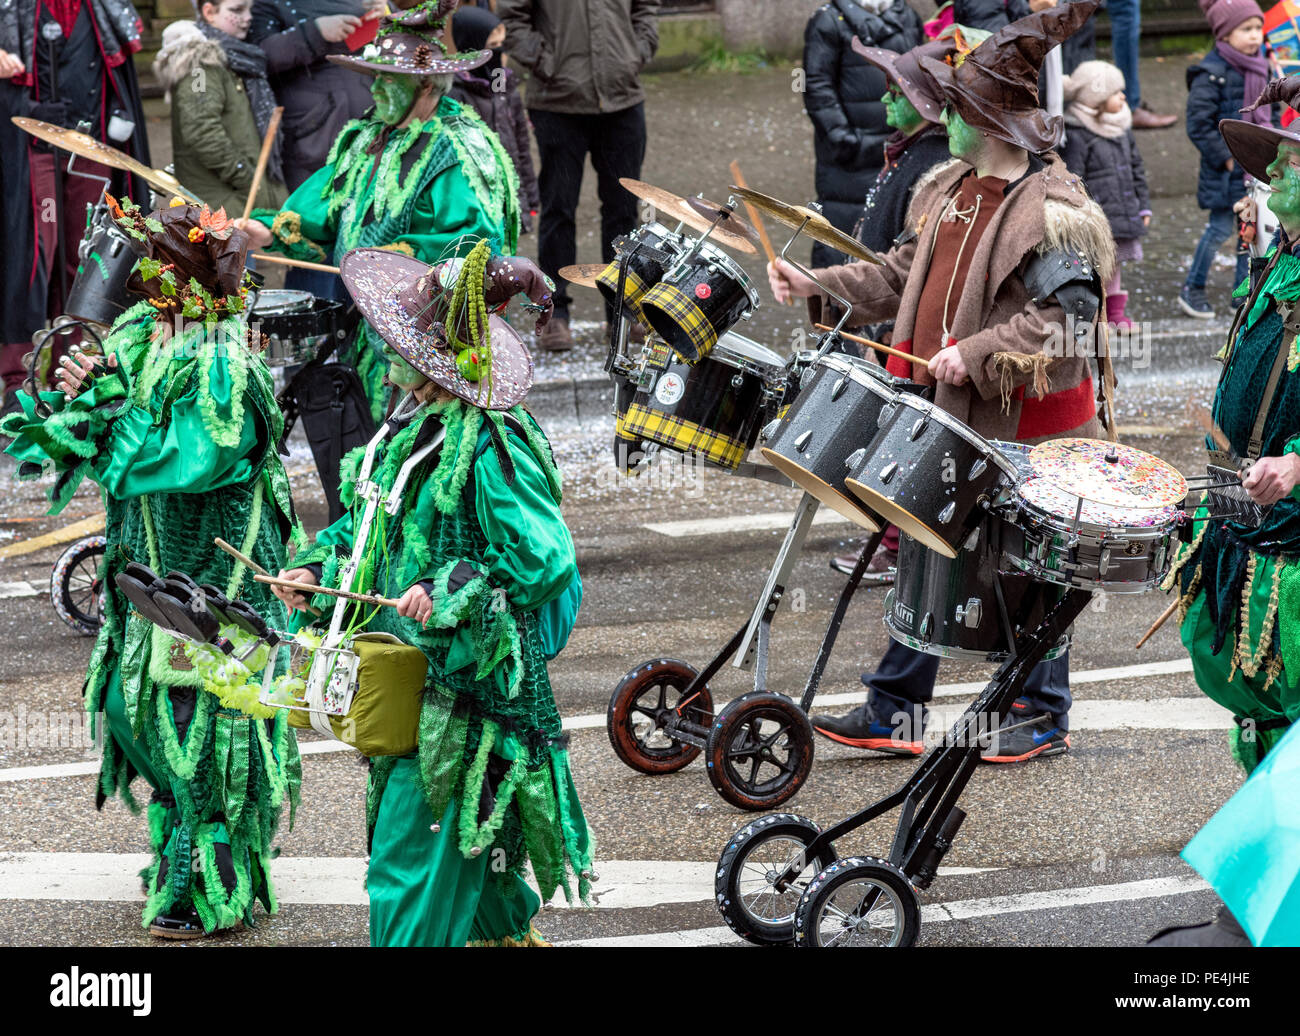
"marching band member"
271,242,593,946
1,199,301,939
771,2,1113,762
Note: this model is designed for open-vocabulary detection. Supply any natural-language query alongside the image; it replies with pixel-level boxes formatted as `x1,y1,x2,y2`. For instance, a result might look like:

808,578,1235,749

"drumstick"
251,253,341,275
254,573,402,609
1186,400,1236,458
813,323,931,369
1135,597,1179,650
729,160,790,306
215,537,321,617
241,106,284,223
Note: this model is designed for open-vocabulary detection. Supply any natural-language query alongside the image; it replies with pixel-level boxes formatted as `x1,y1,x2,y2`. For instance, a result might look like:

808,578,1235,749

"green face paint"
384,345,425,390
1266,142,1300,238
884,88,924,135
941,108,982,163
372,73,417,126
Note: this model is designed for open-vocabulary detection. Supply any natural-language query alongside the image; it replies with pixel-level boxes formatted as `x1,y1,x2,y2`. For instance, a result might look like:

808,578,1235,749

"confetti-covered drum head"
1028,438,1187,509
1017,477,1178,530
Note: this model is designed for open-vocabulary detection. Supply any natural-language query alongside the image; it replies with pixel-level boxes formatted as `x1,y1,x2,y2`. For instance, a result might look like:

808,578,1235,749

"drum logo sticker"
893,599,915,625
694,283,712,300
654,372,686,406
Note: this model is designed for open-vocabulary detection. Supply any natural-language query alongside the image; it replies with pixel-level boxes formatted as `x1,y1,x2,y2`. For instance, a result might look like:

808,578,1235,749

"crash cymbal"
13,117,203,203
558,263,607,289
728,184,882,265
683,195,759,245
1028,438,1188,509
618,177,757,254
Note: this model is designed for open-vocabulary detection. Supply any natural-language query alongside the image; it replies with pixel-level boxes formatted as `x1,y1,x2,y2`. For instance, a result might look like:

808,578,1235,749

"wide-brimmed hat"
328,0,491,77
340,248,533,410
918,0,1100,154
1221,75,1300,182
852,36,961,125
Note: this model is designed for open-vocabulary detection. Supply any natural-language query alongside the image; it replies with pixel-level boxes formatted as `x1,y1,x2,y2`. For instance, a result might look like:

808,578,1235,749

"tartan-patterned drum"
596,222,686,325
640,239,760,363
620,331,786,469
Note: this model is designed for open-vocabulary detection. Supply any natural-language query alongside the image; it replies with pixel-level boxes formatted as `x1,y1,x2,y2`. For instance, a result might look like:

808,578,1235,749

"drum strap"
1247,314,1295,462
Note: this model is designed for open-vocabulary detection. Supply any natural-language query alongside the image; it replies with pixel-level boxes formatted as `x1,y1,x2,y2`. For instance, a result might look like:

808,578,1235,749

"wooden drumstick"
241,106,284,222
814,323,931,369
254,573,402,609
1135,598,1179,650
730,160,790,306
214,537,321,617
251,253,341,274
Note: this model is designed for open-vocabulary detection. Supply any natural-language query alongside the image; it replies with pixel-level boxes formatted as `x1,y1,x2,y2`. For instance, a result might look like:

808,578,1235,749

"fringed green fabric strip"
457,720,527,858
152,682,213,782
417,691,468,828
514,759,566,903
552,747,595,904
225,478,265,600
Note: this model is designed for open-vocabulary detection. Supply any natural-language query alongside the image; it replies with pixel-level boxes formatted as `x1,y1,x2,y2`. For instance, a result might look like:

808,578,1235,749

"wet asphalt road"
0,55,1255,947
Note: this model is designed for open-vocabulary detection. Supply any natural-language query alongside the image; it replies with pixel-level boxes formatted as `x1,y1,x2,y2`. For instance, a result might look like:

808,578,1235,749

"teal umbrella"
1183,719,1300,947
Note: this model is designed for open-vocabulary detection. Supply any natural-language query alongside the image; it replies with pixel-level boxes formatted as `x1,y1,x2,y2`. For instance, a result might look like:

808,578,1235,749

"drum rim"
759,447,883,532
663,238,757,297
842,480,962,559
711,332,787,374
1012,479,1179,536
814,352,908,395
1001,552,1167,593
252,288,316,316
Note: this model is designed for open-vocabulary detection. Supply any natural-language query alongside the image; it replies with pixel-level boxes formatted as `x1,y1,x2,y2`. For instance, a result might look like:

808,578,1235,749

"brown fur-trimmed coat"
810,153,1115,443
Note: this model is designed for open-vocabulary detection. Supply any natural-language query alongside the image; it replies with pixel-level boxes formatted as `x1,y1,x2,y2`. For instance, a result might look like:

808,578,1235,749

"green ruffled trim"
153,678,214,781
266,209,328,264
443,101,520,253
457,720,527,857
424,557,521,697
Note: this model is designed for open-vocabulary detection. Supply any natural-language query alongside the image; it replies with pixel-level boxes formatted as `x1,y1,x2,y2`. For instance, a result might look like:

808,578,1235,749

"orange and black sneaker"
979,702,1069,763
812,702,925,756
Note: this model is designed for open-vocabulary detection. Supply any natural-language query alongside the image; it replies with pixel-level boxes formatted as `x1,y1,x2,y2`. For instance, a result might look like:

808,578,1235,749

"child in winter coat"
1061,59,1150,330
154,0,289,216
1181,0,1272,319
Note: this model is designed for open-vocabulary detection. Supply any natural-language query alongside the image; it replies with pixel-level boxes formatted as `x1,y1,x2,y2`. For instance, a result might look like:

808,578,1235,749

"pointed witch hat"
917,0,1100,154
1220,76,1300,183
328,0,492,77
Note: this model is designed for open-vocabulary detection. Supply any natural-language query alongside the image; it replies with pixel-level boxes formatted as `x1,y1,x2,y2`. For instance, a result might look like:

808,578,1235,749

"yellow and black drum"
596,222,686,325
640,240,760,363
618,332,786,470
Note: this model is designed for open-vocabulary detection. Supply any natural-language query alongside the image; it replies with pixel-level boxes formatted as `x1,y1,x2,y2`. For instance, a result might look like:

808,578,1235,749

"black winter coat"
803,0,923,266
249,0,375,191
855,125,952,254
1185,50,1274,211
1060,122,1150,242
450,69,541,231
953,0,1095,74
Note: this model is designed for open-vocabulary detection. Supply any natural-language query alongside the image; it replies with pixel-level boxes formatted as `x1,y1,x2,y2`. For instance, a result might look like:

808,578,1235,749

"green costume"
294,395,591,946
252,96,521,420
1164,247,1300,773
1,297,302,934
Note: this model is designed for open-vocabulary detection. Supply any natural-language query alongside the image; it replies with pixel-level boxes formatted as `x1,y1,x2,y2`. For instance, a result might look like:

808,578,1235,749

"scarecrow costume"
290,243,590,946
1,200,301,939
250,0,521,420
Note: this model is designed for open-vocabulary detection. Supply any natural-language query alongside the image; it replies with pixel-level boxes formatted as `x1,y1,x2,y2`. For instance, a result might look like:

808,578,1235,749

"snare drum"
64,209,139,326
845,394,1019,558
760,354,925,529
639,240,761,363
597,222,686,324
250,290,343,367
620,331,786,469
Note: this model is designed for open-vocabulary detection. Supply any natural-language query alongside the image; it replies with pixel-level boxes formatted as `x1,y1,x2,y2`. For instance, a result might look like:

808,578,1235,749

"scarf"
0,0,141,88
1216,41,1271,127
196,19,282,182
1065,100,1132,139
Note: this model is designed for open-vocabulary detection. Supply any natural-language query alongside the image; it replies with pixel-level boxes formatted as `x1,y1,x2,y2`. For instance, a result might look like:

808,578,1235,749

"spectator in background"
1061,59,1150,331
1181,0,1272,319
802,0,923,269
1108,0,1179,130
450,4,539,233
153,1,289,217
249,0,382,298
498,0,660,352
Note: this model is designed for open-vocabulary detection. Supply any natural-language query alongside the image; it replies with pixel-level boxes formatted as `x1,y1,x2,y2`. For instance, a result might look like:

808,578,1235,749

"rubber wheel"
794,856,921,948
715,813,837,946
607,658,714,774
706,692,815,811
50,535,106,636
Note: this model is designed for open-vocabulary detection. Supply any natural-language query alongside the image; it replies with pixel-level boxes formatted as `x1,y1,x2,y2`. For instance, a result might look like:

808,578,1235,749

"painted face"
203,0,251,39
941,108,982,163
883,86,924,135
1265,141,1300,236
372,73,418,125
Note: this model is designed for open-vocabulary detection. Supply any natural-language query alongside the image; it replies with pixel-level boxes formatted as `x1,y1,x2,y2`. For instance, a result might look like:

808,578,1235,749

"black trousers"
530,103,647,321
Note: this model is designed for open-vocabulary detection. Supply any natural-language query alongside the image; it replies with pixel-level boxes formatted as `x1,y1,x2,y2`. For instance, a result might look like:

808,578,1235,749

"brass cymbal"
683,195,759,245
618,177,757,254
728,184,882,265
557,263,607,289
13,117,204,203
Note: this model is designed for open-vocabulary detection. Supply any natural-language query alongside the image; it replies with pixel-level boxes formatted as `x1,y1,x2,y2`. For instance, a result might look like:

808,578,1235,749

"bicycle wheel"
794,856,920,948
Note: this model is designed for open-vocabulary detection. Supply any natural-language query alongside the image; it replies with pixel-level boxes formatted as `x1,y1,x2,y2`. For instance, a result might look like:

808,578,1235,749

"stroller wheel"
50,535,107,636
706,693,814,811
607,658,713,774
794,857,920,948
715,813,836,946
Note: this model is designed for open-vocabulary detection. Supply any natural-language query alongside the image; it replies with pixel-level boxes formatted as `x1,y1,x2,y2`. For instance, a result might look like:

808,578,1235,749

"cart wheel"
705,692,814,811
715,813,837,946
607,658,714,774
50,535,107,636
794,856,920,948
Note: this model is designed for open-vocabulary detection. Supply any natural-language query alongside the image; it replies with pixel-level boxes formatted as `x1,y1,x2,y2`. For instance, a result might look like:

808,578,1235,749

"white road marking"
558,874,1213,947
0,853,993,910
642,510,851,538
0,581,40,599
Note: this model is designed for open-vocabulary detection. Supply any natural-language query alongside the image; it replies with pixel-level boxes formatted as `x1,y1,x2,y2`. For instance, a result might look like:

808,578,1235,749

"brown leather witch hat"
1220,75,1300,182
851,36,960,126
918,0,1100,154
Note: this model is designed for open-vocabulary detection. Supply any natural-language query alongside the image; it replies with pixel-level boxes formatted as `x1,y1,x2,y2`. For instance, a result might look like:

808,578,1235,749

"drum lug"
908,417,928,441
937,501,956,524
954,598,982,629
968,457,988,480
919,613,934,643
761,418,781,443
845,447,867,470
794,430,814,453
731,373,745,389
831,376,848,402
879,461,898,484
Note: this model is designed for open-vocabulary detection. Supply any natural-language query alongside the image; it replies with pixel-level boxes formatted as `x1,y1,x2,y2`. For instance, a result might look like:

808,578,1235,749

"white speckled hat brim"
341,248,534,411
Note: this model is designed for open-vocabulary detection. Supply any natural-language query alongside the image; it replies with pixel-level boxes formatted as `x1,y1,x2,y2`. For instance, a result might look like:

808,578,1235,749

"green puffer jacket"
154,21,289,214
